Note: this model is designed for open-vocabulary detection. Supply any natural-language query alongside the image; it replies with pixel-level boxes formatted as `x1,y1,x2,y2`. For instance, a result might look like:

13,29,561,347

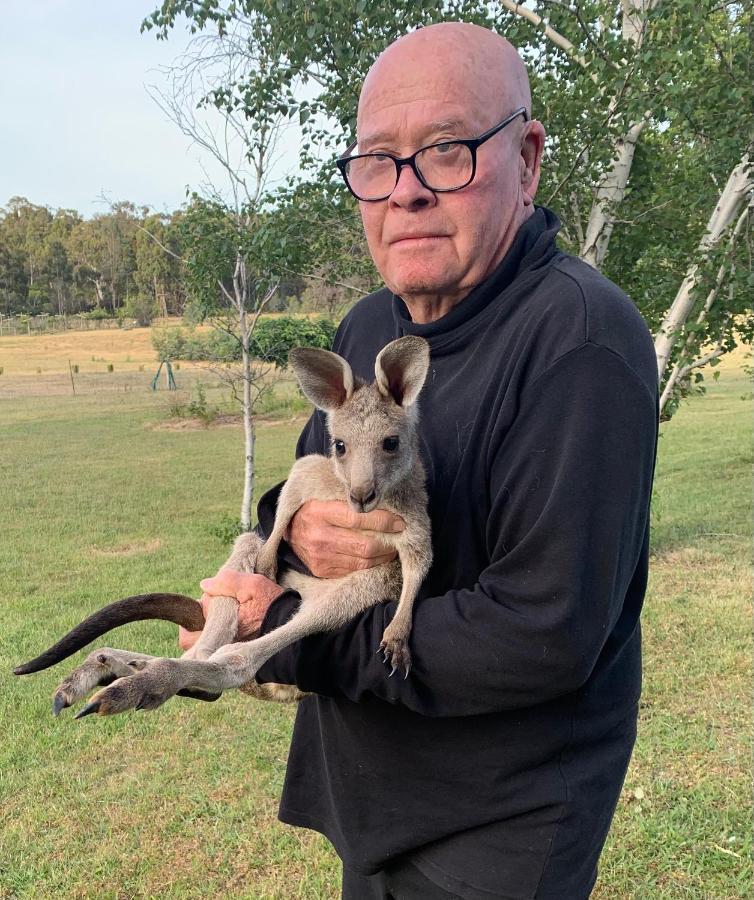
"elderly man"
188,22,658,900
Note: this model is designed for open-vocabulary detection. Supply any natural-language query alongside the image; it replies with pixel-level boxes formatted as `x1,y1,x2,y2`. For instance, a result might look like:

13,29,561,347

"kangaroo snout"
349,483,377,512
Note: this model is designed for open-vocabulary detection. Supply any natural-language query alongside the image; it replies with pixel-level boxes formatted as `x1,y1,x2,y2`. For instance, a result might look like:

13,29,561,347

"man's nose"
388,163,436,210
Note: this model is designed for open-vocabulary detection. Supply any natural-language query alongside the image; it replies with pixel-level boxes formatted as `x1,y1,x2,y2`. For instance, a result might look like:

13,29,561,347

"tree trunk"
658,199,751,414
154,274,168,318
92,278,105,309
581,119,646,268
234,254,255,532
654,149,752,383
580,0,654,268
240,323,255,531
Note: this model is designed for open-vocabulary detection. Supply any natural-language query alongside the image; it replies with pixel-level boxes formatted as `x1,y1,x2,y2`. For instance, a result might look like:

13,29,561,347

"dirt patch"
651,546,716,569
148,412,308,431
148,413,243,431
90,538,163,557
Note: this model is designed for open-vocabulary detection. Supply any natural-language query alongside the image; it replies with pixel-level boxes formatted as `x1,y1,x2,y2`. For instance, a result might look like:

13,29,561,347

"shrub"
82,308,112,321
208,514,245,545
123,294,158,327
151,317,336,368
252,317,337,368
152,327,188,361
165,383,220,427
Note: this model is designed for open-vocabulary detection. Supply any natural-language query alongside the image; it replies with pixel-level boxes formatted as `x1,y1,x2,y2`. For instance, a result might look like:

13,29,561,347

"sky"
0,0,302,218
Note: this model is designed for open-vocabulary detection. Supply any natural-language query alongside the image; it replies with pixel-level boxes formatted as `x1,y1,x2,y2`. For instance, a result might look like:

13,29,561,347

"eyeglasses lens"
416,143,473,190
346,143,474,200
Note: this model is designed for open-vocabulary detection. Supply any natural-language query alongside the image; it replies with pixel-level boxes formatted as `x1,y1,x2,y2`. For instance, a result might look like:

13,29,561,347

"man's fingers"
314,530,393,561
200,567,241,598
178,625,199,651
320,500,404,534
355,553,396,570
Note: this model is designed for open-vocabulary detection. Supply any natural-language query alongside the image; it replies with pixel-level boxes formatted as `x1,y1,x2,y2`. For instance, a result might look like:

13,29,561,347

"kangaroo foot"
75,658,192,718
379,626,412,678
52,648,156,716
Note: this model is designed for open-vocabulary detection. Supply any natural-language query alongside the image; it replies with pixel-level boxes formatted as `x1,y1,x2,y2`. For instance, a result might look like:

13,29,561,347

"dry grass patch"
90,538,163,557
0,320,193,375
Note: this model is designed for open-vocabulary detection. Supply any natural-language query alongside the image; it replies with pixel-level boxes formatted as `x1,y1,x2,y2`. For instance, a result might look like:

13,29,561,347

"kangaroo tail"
14,593,205,675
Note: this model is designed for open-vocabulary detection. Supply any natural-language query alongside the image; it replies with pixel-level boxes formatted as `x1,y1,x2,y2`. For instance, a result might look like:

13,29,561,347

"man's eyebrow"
359,120,469,152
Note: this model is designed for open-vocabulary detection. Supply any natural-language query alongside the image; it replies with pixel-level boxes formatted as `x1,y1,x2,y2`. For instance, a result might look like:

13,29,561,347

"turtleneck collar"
391,206,561,341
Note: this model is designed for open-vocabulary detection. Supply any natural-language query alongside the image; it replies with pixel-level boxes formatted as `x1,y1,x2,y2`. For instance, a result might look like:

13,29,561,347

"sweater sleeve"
256,342,657,717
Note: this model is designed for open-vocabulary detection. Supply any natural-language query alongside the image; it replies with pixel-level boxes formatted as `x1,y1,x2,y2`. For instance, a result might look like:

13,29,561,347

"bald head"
351,22,545,322
359,23,531,136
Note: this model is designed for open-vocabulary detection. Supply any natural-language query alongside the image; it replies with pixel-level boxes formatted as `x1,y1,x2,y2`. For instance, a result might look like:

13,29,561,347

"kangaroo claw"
75,700,101,719
52,693,70,716
379,634,412,679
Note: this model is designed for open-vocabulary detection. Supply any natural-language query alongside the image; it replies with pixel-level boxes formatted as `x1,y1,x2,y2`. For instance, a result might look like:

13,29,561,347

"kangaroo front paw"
379,627,412,678
75,659,186,718
254,548,278,582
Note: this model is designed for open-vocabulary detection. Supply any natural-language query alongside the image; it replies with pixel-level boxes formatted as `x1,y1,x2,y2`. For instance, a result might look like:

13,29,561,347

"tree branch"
538,0,621,71
499,0,597,81
134,221,184,262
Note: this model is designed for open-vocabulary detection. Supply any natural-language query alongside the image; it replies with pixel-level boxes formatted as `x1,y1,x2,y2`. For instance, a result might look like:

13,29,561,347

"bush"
151,317,336,368
165,383,220,427
208,515,246,545
122,294,158,327
252,316,337,368
152,327,188,361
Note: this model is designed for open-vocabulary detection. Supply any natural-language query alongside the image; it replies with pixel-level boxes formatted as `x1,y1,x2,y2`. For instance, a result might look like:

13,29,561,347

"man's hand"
288,499,404,578
178,567,285,651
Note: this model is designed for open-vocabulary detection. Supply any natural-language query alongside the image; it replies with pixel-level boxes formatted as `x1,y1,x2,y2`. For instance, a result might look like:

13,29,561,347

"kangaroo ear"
375,336,430,407
289,347,354,411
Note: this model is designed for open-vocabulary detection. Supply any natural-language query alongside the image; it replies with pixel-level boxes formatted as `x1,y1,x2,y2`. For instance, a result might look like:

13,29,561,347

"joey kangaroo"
14,335,432,718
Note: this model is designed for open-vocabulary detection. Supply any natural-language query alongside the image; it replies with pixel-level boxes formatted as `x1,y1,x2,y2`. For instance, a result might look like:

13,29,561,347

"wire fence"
0,314,132,336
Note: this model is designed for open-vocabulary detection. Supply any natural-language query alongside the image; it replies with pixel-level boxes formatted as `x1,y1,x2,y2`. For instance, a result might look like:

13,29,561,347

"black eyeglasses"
336,107,529,202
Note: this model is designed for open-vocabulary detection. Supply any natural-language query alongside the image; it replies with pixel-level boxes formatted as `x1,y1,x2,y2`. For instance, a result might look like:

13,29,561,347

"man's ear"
289,348,354,411
521,119,545,206
375,336,430,407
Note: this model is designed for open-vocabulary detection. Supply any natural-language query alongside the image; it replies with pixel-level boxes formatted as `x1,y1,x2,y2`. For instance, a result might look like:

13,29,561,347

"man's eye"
382,436,399,453
333,439,346,457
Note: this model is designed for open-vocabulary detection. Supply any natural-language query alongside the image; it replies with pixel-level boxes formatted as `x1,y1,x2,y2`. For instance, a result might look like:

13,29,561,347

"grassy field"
0,330,750,898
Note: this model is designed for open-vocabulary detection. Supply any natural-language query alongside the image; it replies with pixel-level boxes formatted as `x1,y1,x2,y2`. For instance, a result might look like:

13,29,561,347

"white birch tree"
149,33,286,530
144,0,754,421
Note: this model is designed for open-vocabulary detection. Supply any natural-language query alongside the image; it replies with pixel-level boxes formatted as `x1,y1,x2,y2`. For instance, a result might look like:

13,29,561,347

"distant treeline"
0,196,307,321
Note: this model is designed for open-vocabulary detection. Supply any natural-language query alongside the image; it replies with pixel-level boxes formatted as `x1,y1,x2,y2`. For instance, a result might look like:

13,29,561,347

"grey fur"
17,336,432,717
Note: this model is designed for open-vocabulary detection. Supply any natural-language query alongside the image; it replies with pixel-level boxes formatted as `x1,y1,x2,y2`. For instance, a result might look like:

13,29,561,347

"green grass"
0,362,751,898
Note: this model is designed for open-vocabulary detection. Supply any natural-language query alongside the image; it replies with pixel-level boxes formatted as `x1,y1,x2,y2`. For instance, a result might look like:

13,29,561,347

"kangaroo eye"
382,436,399,453
333,439,346,457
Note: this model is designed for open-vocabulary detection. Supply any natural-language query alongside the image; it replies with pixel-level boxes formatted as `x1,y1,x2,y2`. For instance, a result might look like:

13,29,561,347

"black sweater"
255,208,658,898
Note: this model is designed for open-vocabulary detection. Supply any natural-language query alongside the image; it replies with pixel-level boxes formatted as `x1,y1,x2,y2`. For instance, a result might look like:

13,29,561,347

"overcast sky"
0,0,302,217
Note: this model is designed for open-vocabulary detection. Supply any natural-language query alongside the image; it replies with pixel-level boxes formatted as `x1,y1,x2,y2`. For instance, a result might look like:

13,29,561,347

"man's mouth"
390,234,446,245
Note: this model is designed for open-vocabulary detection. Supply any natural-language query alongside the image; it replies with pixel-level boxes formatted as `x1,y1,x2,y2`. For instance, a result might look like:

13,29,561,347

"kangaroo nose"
350,485,376,510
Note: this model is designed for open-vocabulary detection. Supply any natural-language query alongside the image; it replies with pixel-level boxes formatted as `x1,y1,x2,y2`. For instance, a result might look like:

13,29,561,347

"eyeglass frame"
335,106,529,202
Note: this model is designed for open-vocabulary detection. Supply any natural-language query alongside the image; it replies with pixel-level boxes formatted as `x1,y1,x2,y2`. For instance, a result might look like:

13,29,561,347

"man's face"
356,40,531,309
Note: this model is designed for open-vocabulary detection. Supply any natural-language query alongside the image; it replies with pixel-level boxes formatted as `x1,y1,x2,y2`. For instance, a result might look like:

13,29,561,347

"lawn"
0,334,750,898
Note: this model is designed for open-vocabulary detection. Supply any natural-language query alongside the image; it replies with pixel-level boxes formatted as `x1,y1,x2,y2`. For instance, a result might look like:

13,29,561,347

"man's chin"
386,271,454,300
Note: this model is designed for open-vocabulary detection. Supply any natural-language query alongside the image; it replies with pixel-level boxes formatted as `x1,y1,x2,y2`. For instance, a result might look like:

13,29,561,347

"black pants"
342,859,463,899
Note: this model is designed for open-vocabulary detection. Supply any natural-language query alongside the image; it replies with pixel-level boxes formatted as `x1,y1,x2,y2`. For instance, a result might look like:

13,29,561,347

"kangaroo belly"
281,560,402,617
